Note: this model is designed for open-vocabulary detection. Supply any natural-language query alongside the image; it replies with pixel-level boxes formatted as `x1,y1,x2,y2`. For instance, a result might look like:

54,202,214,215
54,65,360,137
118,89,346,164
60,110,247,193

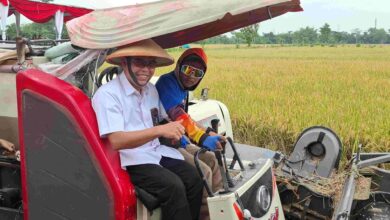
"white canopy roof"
66,0,302,49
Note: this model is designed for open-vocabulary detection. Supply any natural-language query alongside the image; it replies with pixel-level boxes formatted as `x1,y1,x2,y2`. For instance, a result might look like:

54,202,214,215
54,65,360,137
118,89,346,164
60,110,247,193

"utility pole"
374,18,377,29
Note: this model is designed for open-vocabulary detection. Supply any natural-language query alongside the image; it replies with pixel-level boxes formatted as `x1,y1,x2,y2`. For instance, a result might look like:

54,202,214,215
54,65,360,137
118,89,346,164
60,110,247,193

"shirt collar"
119,71,149,96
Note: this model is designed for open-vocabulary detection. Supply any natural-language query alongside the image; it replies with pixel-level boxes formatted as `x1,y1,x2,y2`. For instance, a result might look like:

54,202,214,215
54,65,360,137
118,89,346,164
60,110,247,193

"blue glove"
180,136,189,148
202,136,221,151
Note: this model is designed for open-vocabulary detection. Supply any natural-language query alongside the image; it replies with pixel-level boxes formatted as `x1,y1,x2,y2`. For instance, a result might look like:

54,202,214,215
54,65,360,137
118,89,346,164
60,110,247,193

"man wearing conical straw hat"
92,39,203,220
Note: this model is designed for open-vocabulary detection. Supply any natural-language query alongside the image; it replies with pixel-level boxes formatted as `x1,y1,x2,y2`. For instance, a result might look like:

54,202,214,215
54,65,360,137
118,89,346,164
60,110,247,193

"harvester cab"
5,62,282,220
0,36,283,219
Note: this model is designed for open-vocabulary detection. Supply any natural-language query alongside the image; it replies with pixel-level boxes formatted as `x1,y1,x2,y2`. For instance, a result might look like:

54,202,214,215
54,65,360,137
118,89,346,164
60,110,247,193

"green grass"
156,45,390,165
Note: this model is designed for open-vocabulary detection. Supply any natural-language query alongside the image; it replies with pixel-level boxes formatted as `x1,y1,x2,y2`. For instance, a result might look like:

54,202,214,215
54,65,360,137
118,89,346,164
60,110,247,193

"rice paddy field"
156,44,390,165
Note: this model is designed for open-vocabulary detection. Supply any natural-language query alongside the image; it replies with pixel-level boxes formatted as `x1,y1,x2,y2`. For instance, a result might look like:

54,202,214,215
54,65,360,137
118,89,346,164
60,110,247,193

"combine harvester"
0,0,389,219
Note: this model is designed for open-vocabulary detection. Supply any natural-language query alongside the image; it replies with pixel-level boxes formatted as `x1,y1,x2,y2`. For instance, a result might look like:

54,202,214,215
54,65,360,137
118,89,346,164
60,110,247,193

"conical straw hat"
106,39,174,67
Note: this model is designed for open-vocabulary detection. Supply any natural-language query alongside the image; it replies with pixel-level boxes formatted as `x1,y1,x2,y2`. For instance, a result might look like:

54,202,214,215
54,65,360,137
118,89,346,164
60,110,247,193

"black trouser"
126,157,203,220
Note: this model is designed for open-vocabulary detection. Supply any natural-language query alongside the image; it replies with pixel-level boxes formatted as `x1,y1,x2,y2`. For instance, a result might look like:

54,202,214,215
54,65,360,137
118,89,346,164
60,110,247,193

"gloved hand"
202,136,221,151
180,136,189,148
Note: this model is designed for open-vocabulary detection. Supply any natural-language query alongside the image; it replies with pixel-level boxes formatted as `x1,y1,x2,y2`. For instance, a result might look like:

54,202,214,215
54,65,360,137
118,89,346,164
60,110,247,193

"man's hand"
202,136,223,151
0,139,15,152
180,136,189,148
209,131,227,143
158,120,185,141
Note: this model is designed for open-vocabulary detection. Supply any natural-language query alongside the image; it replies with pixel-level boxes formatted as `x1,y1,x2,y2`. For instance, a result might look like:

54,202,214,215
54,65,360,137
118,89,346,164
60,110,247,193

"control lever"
221,140,235,187
211,119,219,133
209,119,234,187
194,149,214,197
214,150,230,193
227,137,245,171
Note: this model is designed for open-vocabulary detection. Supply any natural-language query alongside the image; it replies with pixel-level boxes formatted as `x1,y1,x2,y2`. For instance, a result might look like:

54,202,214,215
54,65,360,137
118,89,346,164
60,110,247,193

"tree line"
5,21,68,40
199,23,390,46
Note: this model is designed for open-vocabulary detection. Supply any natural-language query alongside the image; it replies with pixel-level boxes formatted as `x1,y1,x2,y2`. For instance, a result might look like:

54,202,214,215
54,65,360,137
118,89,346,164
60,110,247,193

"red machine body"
16,69,136,220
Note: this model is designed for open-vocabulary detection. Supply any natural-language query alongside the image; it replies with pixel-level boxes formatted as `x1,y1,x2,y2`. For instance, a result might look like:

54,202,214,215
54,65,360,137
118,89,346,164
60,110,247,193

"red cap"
177,48,207,70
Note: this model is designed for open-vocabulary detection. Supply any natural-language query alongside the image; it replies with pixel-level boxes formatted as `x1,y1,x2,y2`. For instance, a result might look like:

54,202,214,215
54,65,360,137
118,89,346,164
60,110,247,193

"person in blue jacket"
156,48,224,220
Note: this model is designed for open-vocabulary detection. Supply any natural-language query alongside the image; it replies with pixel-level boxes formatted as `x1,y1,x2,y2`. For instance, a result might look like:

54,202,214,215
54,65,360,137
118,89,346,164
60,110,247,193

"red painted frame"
16,69,136,220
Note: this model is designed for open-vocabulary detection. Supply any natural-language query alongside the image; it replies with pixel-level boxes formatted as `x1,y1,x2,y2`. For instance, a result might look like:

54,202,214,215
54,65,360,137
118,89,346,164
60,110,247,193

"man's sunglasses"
130,58,157,69
180,65,205,78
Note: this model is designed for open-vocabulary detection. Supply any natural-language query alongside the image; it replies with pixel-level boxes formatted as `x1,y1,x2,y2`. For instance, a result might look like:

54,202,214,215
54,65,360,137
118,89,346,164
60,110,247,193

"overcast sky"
12,0,390,34
259,0,390,33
